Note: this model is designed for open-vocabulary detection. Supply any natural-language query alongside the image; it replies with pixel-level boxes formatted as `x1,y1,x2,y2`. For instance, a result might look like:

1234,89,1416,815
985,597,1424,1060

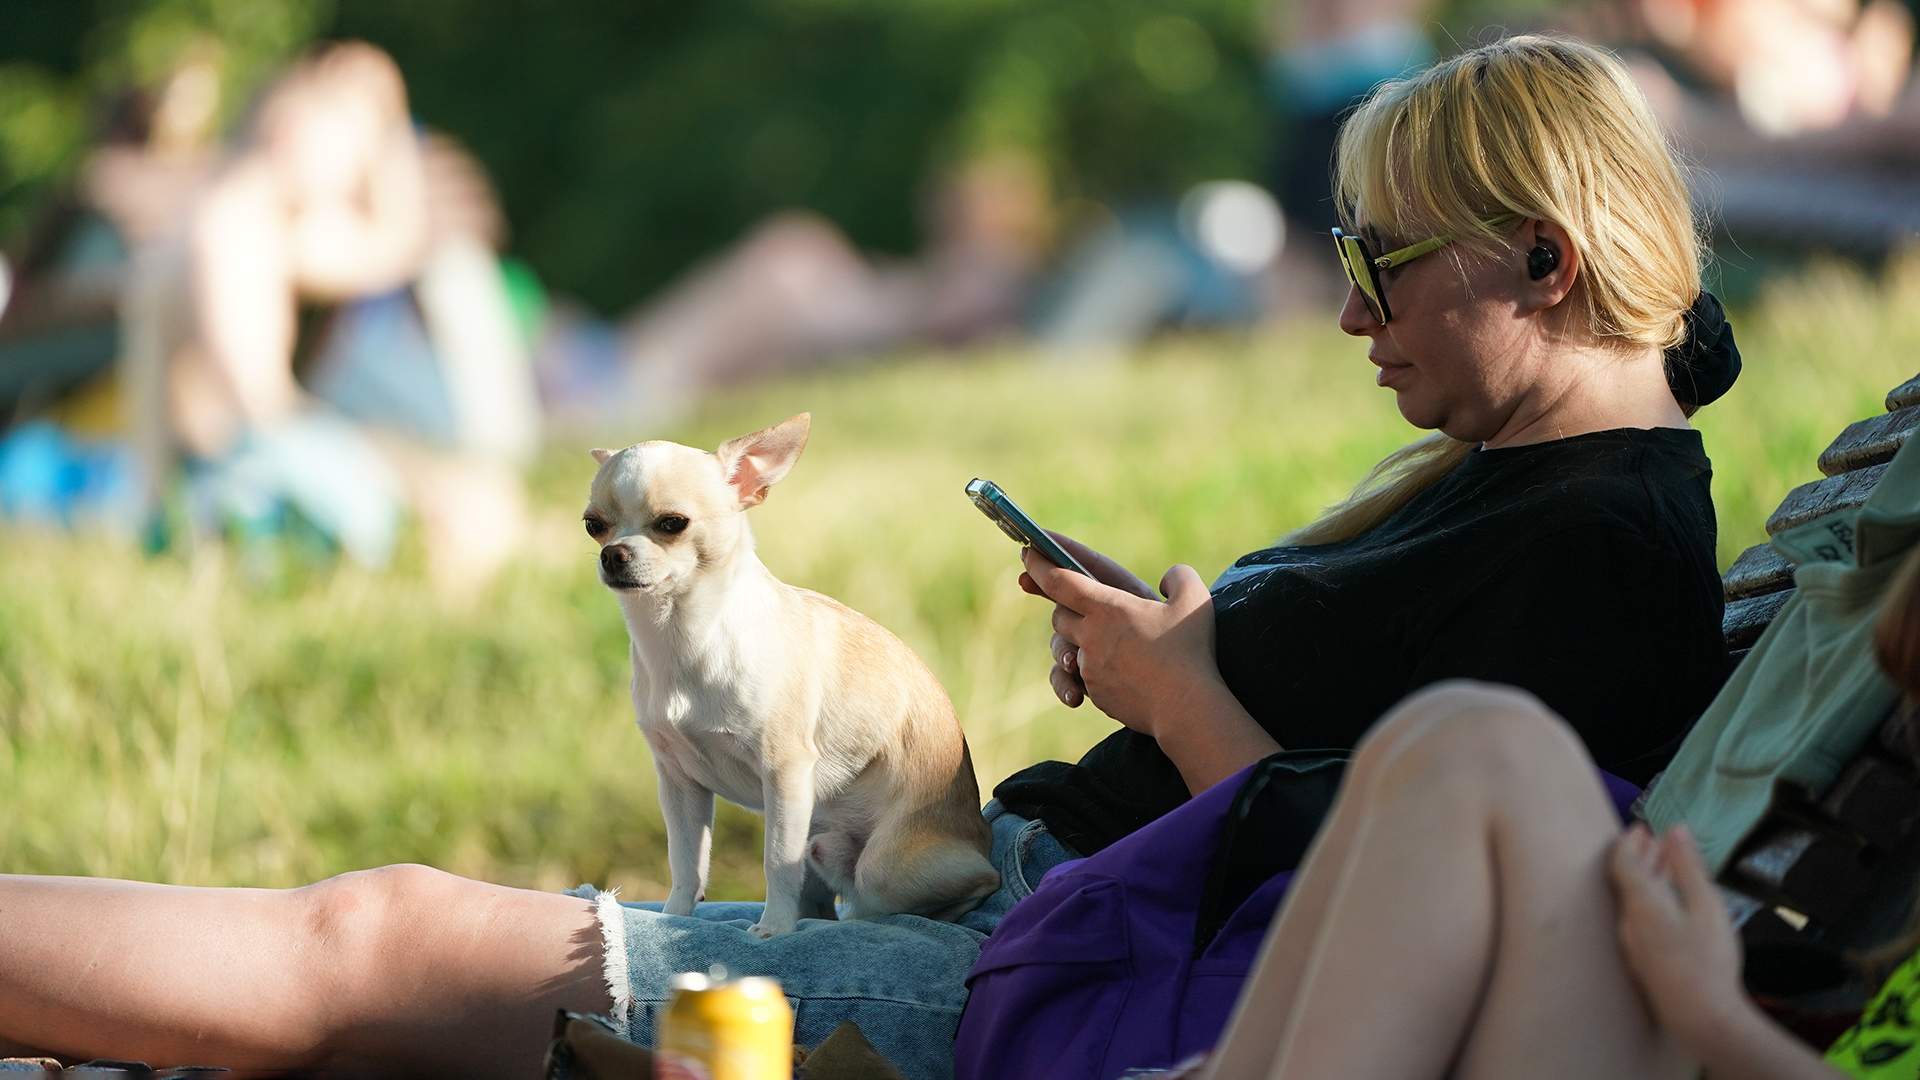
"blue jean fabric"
568,801,1074,1080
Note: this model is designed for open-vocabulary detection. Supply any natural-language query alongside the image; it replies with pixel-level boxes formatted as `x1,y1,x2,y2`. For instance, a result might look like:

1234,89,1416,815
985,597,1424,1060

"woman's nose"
1338,285,1380,337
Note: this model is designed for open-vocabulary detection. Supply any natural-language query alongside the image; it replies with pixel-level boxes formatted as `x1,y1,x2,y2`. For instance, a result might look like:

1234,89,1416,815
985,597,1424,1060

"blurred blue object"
184,411,405,569
0,421,135,529
1033,189,1278,352
305,289,460,448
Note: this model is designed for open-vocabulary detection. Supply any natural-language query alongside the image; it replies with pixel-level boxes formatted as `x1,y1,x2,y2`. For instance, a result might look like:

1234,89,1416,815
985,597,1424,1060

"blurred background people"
123,41,539,590
1,38,540,593
540,151,1055,426
2,0,1916,574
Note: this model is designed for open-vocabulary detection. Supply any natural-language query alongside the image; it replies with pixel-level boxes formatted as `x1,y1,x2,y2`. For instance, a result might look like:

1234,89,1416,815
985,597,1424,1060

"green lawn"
4,256,1916,900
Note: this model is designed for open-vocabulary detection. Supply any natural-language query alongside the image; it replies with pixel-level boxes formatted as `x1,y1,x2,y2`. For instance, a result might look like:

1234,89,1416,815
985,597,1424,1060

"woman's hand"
1017,532,1155,709
1019,542,1219,740
1610,823,1748,1050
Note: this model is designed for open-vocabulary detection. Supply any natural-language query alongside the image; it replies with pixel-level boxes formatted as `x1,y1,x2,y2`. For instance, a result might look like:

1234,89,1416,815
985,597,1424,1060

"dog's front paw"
662,889,701,917
747,917,795,939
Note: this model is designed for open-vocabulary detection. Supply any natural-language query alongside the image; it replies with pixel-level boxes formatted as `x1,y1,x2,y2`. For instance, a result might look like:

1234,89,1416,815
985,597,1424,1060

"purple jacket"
955,753,1639,1079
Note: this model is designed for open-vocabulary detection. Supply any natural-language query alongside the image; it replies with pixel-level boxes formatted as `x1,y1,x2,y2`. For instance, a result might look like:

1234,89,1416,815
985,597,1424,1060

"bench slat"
1889,372,1920,412
1880,704,1920,768
1724,542,1794,600
1820,755,1920,851
1766,463,1891,535
1819,406,1920,476
1724,588,1794,648
1732,826,1869,923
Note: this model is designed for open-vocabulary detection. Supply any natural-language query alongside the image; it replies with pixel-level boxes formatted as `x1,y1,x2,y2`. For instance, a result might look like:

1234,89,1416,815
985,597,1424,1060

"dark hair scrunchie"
1664,291,1741,411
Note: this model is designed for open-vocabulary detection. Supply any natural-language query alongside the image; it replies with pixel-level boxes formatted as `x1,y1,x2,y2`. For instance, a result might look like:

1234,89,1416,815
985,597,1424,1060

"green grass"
4,256,1917,899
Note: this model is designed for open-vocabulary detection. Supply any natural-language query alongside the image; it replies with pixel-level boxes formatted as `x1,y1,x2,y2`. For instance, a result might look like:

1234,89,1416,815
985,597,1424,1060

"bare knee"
296,863,456,1061
1355,680,1588,794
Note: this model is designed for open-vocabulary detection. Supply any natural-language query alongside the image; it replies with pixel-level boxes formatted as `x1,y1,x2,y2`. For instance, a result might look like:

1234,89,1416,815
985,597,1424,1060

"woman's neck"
1483,342,1688,450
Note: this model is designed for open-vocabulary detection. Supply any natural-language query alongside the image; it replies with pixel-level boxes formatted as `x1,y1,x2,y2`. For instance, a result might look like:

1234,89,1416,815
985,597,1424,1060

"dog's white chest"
633,681,768,809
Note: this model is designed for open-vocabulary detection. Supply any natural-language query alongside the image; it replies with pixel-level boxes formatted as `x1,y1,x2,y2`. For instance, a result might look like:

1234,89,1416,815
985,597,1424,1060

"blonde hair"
1290,35,1704,545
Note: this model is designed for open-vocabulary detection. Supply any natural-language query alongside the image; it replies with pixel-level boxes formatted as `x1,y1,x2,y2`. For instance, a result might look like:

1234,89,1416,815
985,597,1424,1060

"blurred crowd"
1,0,1916,588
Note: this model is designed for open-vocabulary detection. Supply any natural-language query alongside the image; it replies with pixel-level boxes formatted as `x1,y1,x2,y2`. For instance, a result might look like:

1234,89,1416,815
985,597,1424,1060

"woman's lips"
1371,355,1413,387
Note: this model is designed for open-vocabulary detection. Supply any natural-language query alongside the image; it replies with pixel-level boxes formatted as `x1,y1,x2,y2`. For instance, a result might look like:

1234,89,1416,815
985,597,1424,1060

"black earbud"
1527,243,1559,281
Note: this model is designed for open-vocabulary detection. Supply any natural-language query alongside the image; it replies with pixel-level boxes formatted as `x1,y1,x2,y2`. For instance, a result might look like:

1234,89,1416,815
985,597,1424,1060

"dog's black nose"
601,544,634,571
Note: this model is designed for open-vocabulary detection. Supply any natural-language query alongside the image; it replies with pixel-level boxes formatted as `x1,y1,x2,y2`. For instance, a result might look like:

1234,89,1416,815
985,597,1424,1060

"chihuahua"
585,413,998,937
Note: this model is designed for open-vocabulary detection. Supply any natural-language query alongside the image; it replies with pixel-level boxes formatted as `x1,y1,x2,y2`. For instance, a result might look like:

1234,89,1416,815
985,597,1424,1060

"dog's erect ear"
714,413,811,508
590,448,615,465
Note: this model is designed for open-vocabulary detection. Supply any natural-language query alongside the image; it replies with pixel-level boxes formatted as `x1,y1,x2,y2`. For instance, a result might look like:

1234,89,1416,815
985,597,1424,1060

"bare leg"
0,865,609,1077
616,212,898,398
1207,682,1690,1080
1201,697,1435,1080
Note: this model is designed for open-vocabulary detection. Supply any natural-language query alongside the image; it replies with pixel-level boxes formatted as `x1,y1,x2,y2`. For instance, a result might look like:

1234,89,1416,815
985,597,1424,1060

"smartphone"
965,478,1091,575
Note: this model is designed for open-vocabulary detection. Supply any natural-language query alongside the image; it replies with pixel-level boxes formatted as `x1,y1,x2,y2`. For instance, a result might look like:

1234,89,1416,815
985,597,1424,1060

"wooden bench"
1702,371,1920,959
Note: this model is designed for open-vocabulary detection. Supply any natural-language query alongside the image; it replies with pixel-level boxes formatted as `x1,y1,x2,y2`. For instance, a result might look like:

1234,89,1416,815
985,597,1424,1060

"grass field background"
4,257,1917,900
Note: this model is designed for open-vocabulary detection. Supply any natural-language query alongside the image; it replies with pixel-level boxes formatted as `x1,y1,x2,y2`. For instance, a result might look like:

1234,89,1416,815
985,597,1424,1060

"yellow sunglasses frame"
1333,213,1523,324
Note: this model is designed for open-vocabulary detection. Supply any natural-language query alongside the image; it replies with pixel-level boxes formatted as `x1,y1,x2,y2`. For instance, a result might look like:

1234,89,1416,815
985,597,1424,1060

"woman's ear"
1520,219,1580,313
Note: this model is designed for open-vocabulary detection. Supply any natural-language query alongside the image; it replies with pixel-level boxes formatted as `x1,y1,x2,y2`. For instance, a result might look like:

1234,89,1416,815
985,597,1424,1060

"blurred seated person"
542,152,1051,425
1559,0,1919,254
0,43,226,400
1564,0,1916,152
120,41,539,592
1254,0,1918,311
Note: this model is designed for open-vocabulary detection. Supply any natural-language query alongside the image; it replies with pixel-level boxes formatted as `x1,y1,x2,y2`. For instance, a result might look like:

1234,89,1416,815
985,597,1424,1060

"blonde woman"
1,35,1737,1079
1006,31,1734,853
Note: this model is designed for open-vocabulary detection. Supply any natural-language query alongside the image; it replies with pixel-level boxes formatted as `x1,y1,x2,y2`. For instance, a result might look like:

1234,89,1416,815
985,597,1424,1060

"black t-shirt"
994,427,1729,855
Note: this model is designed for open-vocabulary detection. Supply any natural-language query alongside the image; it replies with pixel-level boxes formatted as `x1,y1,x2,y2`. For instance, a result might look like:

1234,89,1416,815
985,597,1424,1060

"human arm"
1611,823,1847,1080
284,121,429,300
1020,545,1280,795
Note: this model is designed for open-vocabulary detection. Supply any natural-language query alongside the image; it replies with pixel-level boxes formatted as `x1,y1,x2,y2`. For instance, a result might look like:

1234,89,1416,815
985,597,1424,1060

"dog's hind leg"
843,818,998,922
806,830,862,892
798,864,839,922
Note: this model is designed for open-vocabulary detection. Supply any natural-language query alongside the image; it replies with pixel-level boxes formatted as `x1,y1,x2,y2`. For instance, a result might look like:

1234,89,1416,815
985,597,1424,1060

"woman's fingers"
1048,632,1079,672
1159,563,1207,603
1609,826,1645,889
1611,827,1665,904
1051,604,1084,641
1042,531,1154,599
1663,826,1722,916
1049,662,1085,707
1022,547,1103,612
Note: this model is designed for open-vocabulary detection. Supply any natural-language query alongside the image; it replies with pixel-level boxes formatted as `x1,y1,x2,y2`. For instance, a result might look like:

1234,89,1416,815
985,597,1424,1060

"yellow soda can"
657,969,794,1080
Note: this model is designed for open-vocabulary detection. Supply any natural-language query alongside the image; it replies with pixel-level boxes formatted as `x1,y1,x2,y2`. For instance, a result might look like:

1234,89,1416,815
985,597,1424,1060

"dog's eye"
654,514,689,535
583,516,609,538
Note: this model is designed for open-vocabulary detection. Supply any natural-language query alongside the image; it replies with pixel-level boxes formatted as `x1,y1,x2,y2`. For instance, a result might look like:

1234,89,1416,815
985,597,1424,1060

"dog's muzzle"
600,544,651,590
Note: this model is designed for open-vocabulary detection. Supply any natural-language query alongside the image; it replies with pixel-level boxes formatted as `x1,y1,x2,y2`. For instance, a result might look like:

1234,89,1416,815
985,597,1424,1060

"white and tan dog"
585,413,998,938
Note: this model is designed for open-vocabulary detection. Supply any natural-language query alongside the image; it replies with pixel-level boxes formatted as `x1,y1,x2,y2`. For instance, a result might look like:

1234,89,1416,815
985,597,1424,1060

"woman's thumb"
1159,564,1207,602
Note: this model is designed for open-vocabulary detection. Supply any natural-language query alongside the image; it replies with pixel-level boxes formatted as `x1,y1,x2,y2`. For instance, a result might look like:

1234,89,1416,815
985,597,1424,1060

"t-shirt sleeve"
1402,520,1722,781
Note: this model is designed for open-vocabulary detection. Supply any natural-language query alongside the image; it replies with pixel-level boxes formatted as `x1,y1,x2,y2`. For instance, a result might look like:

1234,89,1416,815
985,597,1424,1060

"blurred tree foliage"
0,0,1551,314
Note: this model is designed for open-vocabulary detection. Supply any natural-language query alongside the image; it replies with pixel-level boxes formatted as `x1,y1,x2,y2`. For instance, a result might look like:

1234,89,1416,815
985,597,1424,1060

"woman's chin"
1392,394,1441,431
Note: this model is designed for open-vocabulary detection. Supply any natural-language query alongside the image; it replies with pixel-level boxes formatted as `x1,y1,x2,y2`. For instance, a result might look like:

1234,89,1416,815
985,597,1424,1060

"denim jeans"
568,801,1075,1080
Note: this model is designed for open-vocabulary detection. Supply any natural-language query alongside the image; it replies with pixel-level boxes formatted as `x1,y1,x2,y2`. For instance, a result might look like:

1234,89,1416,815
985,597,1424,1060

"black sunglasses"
1331,214,1521,324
